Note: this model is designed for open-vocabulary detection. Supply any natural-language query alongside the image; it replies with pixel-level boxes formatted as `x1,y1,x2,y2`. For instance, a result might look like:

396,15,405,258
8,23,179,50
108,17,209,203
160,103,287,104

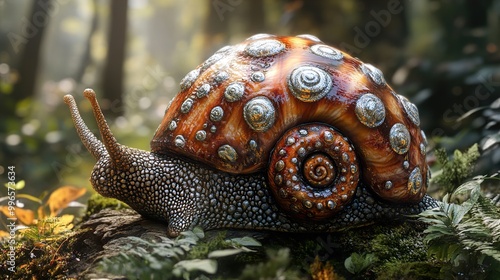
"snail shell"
151,34,428,220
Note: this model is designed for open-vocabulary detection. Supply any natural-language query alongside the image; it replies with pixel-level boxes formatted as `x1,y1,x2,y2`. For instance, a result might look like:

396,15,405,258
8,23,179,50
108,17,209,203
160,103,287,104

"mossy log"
63,206,439,279
68,208,171,278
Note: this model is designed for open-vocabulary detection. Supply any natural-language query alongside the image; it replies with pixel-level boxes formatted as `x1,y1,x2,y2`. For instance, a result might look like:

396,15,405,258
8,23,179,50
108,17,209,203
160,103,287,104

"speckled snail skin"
64,34,437,237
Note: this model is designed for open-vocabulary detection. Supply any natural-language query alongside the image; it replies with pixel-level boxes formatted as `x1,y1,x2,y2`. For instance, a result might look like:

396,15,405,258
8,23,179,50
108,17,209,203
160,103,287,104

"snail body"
65,34,437,237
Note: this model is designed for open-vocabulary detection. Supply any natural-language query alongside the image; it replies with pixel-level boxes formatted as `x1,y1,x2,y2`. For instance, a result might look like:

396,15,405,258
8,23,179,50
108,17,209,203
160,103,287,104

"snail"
64,34,437,237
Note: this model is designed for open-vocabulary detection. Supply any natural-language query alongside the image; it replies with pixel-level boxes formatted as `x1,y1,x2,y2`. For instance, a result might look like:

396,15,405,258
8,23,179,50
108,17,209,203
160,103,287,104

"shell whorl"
268,124,359,221
151,34,429,203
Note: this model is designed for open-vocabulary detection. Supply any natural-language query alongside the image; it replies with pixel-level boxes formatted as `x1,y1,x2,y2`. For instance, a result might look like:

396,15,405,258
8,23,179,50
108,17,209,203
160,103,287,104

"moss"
370,222,428,263
0,230,74,279
83,193,128,221
375,261,442,279
187,230,229,259
323,221,441,279
238,248,302,280
434,144,480,193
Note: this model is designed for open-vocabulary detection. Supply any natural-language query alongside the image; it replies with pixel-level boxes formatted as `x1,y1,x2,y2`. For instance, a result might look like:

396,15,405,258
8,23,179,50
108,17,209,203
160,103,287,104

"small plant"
419,176,500,278
98,227,263,279
238,248,302,280
344,252,378,275
433,144,480,193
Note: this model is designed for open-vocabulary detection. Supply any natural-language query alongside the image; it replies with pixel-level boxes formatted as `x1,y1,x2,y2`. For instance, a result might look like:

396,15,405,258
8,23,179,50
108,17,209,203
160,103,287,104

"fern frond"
419,177,500,270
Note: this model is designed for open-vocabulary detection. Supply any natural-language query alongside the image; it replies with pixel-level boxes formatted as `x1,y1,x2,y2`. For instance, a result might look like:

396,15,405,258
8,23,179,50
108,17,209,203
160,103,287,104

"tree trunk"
102,0,128,117
75,0,98,83
11,0,51,111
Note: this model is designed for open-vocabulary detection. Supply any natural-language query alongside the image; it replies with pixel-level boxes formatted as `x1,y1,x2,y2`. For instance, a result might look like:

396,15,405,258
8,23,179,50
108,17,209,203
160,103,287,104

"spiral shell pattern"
288,66,333,102
355,93,386,128
243,96,276,132
268,124,359,221
310,45,343,61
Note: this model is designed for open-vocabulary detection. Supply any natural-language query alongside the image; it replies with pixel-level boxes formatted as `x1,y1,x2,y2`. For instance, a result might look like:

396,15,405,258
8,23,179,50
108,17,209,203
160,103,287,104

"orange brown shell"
151,34,429,204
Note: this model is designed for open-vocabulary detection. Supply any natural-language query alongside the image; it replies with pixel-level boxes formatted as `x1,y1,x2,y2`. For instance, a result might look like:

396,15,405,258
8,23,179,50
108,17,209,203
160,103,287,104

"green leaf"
230,236,262,247
344,253,377,274
4,180,25,190
174,259,217,274
208,248,245,258
192,226,205,238
16,194,42,204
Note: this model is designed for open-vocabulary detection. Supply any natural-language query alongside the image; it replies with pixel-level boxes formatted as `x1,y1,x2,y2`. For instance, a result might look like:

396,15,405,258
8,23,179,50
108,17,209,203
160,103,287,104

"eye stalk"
63,91,106,160
64,89,129,168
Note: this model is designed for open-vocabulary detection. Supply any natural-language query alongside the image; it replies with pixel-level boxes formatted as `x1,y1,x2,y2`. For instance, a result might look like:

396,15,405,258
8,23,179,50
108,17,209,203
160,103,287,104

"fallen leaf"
0,206,35,225
52,214,74,234
46,186,86,217
15,208,36,225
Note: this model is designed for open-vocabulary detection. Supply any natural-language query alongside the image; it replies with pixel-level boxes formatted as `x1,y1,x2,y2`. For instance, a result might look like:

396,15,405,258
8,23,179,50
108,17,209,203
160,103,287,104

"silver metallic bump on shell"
196,84,211,98
218,144,238,163
288,66,332,102
399,95,420,126
180,98,194,113
342,152,349,162
403,160,410,169
298,147,306,157
389,123,411,154
224,82,245,102
355,93,386,127
408,167,423,194
350,164,357,174
214,71,229,84
249,139,257,149
421,130,428,146
174,135,185,147
243,96,275,132
195,130,207,141
275,160,285,172
303,200,313,209
210,106,224,122
168,120,177,131
385,181,393,190
360,63,385,85
327,200,336,210
180,68,200,91
324,131,333,142
246,33,274,40
310,44,343,60
251,72,265,82
420,143,426,155
200,53,225,72
244,39,285,57
296,34,321,42
216,45,232,53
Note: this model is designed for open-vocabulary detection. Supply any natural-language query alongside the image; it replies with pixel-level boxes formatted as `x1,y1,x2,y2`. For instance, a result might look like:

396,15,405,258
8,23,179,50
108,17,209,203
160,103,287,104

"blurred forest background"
0,0,499,215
